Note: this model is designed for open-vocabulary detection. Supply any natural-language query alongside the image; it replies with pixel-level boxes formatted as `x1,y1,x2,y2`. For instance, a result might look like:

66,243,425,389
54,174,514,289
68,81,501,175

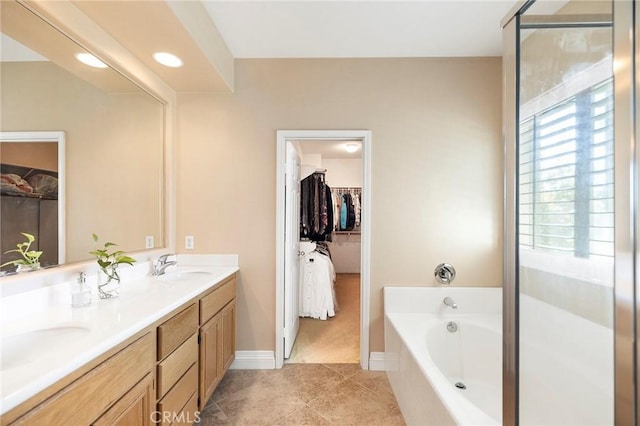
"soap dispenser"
71,271,92,307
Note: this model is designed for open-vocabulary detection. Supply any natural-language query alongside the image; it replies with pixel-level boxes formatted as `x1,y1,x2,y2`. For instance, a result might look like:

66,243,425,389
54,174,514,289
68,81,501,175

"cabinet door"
93,373,154,426
221,301,236,372
199,313,222,410
11,334,153,425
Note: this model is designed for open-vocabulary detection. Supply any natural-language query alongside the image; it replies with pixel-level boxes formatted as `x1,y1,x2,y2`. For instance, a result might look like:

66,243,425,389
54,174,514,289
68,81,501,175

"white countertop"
0,258,238,415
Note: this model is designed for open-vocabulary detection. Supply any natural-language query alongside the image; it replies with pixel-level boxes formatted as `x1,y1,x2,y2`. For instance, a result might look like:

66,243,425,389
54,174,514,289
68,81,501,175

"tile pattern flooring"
197,363,406,425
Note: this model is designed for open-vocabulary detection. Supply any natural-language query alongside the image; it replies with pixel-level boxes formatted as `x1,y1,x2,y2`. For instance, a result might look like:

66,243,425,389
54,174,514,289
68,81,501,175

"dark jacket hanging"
300,172,334,242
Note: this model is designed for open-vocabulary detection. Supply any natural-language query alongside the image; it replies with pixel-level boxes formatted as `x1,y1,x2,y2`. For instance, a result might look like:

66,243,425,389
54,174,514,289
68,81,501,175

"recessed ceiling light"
76,53,108,69
153,52,183,68
344,143,360,153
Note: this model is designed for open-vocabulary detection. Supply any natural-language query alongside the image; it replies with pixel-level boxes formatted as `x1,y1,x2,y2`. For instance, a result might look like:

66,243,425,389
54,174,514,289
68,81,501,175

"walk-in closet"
286,140,363,364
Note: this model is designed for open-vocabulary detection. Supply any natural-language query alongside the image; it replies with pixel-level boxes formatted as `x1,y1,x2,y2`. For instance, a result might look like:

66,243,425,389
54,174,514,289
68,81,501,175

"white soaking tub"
384,287,502,426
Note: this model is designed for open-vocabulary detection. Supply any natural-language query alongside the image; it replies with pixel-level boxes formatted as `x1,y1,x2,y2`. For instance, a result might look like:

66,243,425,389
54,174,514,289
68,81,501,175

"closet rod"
331,186,362,191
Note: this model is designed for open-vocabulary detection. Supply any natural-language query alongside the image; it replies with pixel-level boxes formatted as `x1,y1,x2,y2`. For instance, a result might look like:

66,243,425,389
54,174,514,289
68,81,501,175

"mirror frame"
0,1,176,296
0,131,66,265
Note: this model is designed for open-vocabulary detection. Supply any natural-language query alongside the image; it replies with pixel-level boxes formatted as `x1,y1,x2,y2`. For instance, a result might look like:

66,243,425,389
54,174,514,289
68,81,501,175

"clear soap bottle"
71,271,92,307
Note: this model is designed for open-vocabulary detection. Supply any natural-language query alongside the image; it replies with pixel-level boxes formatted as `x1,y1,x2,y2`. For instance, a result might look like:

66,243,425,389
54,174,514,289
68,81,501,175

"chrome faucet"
443,296,458,309
152,254,177,276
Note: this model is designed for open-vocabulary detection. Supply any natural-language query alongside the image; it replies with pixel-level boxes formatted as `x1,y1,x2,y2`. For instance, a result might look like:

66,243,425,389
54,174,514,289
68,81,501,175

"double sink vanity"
0,257,238,425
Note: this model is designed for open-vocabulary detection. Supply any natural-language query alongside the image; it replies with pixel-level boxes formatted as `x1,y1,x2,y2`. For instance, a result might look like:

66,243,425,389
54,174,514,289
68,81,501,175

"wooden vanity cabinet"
156,304,199,425
1,273,237,426
154,273,237,422
93,373,154,426
220,301,236,372
198,275,236,410
5,333,154,425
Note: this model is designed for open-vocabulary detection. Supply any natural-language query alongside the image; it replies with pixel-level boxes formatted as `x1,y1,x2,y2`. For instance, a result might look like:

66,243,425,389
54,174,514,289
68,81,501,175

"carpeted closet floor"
286,273,360,364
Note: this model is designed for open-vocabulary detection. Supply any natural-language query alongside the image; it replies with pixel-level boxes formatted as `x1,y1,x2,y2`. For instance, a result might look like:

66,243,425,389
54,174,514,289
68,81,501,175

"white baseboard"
230,350,384,371
230,351,275,369
369,352,386,371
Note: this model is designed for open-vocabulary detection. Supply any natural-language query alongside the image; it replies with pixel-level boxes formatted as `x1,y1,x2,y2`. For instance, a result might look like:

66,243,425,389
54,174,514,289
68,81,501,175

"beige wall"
323,158,362,188
1,142,58,171
176,57,503,354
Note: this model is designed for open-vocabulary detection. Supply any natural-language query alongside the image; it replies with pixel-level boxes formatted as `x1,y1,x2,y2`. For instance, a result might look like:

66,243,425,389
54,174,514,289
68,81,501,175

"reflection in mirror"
0,132,65,273
0,1,165,269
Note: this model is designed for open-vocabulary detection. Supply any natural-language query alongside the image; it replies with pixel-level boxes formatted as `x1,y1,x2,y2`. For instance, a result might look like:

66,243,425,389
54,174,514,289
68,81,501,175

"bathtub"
384,287,502,425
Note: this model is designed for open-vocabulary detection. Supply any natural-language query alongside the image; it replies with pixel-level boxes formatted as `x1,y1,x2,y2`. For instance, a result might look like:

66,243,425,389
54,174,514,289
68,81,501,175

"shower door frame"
613,2,637,424
501,1,638,425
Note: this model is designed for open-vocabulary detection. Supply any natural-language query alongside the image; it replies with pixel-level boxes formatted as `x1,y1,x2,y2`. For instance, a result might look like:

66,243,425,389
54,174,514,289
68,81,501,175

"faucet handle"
158,253,175,264
434,263,456,285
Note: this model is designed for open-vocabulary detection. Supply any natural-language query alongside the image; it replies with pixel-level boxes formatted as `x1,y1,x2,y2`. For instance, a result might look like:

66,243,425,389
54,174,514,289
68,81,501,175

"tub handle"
434,263,456,285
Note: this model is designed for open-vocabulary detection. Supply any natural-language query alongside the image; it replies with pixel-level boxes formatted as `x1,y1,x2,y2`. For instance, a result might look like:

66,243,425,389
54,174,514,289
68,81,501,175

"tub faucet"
152,254,177,276
443,296,457,309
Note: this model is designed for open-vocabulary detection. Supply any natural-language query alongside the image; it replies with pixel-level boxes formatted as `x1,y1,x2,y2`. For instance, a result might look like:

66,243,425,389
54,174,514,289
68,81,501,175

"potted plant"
1,232,42,272
89,233,136,299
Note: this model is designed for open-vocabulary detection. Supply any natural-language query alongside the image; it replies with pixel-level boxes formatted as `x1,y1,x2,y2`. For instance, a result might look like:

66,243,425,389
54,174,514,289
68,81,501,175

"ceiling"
0,0,141,93
72,0,232,92
298,140,363,159
202,1,518,58
74,1,519,93
2,0,524,94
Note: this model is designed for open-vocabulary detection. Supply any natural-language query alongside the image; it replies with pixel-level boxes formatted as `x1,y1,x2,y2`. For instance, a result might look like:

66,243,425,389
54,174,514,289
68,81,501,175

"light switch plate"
185,235,194,250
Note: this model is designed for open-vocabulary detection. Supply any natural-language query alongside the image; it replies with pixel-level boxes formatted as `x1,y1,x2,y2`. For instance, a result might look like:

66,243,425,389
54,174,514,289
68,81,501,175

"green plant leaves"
90,234,137,270
1,232,42,268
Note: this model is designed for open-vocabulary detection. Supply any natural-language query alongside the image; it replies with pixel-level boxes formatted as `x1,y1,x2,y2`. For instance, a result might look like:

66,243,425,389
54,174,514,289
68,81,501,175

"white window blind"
519,78,613,259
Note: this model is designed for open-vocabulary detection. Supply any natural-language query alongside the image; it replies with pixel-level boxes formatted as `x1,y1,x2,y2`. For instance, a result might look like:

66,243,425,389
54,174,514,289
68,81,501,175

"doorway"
275,130,372,370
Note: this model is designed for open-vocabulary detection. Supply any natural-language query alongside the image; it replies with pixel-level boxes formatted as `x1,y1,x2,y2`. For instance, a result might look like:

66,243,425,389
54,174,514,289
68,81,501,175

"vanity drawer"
157,304,198,360
157,333,198,398
157,364,198,422
200,276,236,323
173,393,199,425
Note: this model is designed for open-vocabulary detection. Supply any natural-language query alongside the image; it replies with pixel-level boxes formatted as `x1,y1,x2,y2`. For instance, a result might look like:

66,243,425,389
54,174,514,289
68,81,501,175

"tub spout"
443,296,457,309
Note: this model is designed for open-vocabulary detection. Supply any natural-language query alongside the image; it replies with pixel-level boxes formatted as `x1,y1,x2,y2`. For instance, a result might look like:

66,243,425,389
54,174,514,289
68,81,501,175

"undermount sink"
1,323,91,371
157,270,213,282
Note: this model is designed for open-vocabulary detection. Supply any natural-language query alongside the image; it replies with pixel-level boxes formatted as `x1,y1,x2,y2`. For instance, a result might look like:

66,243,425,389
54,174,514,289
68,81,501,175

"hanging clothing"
330,187,362,231
345,193,356,230
299,250,336,320
340,193,347,230
300,172,334,241
354,192,361,227
332,191,340,231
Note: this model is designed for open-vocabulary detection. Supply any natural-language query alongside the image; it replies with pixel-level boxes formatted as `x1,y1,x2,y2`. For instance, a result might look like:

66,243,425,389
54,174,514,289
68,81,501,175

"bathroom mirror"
0,132,65,271
0,1,164,271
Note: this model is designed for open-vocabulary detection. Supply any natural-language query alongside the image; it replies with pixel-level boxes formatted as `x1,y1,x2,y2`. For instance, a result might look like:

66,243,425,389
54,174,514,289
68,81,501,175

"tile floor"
197,363,406,425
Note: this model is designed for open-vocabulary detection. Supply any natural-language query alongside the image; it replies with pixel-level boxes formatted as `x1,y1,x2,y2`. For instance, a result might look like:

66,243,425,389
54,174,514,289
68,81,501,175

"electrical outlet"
185,235,194,250
145,236,154,249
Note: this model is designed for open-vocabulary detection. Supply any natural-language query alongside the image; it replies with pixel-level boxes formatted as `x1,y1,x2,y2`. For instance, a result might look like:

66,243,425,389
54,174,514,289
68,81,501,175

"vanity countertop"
0,263,239,415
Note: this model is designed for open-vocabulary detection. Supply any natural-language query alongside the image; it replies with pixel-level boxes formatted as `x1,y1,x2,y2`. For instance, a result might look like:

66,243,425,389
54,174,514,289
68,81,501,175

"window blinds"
519,78,614,259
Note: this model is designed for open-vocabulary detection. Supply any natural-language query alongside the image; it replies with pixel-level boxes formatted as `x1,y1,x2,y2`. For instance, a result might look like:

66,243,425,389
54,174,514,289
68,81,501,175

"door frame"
275,129,372,370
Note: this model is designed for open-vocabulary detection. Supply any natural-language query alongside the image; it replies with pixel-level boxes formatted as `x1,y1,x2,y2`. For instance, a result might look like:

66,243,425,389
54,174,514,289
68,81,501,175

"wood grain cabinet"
1,273,237,426
5,333,154,425
198,275,236,410
93,373,154,426
156,304,199,425
220,301,236,373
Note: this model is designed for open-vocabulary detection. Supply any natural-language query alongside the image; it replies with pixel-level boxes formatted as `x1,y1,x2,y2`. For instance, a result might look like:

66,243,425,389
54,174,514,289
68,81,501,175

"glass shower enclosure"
502,1,637,424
